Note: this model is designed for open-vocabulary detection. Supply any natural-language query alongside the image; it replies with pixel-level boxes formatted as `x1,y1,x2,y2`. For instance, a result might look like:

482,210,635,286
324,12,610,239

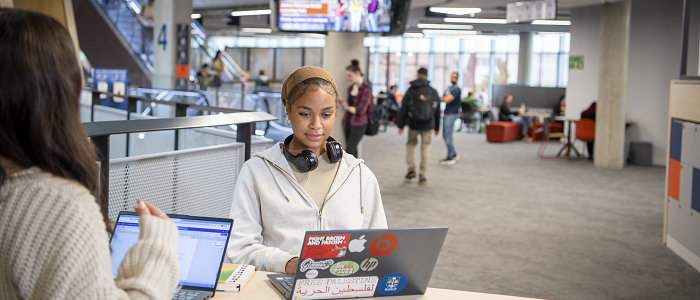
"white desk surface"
211,271,544,300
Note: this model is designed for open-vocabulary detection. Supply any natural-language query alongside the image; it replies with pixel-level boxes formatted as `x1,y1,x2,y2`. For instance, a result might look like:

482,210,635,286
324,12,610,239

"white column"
595,1,631,169
323,32,367,147
152,0,192,90
457,39,464,90
518,31,534,86
399,38,407,93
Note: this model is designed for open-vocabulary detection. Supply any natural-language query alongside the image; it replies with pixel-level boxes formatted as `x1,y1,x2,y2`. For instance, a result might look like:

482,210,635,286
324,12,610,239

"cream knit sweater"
0,167,180,300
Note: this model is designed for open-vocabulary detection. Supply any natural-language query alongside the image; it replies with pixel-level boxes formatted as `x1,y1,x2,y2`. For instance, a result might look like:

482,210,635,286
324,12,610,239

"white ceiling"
194,0,620,12
193,0,624,34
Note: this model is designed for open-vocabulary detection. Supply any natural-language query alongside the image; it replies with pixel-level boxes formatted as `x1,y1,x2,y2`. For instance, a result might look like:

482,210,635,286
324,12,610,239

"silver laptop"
110,211,233,300
268,227,448,299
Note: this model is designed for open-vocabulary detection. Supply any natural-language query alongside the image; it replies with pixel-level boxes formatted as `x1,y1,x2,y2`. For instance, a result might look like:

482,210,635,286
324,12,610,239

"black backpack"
407,86,437,122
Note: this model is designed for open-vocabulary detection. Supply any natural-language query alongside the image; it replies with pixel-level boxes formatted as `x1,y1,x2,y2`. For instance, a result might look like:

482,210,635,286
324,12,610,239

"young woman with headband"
227,66,387,273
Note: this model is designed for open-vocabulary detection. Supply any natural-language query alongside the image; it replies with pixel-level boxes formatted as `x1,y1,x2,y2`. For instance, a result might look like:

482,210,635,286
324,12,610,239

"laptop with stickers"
267,227,448,300
110,211,233,300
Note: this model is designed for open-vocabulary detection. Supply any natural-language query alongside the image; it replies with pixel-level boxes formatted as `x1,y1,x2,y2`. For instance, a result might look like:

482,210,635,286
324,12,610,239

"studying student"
227,66,388,273
0,9,180,299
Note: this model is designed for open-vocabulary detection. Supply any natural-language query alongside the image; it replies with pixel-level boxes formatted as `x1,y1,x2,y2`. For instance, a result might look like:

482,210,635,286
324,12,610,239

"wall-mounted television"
275,0,408,34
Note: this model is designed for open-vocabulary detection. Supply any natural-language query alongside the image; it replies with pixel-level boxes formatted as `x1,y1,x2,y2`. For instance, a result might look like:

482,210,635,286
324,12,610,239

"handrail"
84,112,276,137
89,90,246,116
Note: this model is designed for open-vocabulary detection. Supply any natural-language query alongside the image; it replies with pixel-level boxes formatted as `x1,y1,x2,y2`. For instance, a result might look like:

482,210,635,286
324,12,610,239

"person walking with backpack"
439,71,461,165
397,68,441,185
339,59,375,158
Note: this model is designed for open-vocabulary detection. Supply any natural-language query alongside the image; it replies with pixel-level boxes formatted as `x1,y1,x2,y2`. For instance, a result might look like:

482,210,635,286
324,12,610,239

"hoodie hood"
409,78,430,87
254,142,364,205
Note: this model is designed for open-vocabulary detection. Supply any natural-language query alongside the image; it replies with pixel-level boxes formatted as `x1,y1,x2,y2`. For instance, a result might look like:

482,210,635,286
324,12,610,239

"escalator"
73,0,153,87
72,0,288,140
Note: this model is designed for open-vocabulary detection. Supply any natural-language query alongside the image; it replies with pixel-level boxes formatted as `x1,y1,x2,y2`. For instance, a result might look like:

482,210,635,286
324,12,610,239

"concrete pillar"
428,39,435,83
152,0,192,90
457,39,464,90
399,38,407,93
595,1,631,169
518,31,534,86
323,32,367,148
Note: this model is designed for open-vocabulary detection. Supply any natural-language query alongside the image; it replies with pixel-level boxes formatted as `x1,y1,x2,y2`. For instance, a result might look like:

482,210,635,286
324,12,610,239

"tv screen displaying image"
278,0,392,32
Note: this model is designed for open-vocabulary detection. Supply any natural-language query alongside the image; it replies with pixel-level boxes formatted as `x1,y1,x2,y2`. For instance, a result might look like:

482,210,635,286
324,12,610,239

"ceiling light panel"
429,7,482,15
531,20,571,25
417,23,474,30
443,18,508,24
231,9,272,17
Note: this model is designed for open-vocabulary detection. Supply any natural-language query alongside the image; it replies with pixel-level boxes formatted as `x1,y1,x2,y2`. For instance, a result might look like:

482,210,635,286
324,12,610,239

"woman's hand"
285,257,299,274
134,199,170,220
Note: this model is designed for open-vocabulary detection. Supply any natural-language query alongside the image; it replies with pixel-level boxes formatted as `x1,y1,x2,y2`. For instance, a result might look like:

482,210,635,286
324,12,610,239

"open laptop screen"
110,213,232,289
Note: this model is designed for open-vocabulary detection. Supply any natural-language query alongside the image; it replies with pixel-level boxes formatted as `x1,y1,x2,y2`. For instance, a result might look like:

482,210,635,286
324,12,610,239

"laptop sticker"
302,234,351,258
369,234,398,256
359,258,378,272
299,259,334,272
330,261,360,276
305,270,319,279
377,272,408,296
348,235,366,253
292,276,378,299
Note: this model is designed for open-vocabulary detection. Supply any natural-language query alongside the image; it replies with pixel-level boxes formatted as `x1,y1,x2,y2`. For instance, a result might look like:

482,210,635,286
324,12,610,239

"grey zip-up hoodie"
226,143,388,272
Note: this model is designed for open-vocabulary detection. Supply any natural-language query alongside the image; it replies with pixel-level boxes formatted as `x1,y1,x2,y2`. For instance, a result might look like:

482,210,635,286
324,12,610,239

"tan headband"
280,66,338,107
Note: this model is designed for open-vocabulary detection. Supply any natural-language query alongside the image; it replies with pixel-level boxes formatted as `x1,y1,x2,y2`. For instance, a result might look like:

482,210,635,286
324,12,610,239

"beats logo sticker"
369,234,398,256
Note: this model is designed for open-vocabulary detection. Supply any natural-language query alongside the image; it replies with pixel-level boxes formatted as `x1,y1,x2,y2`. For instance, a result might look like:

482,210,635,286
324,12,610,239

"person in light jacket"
227,66,388,273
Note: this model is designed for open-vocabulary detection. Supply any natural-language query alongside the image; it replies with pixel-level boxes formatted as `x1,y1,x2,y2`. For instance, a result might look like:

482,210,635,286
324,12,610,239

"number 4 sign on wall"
158,24,167,51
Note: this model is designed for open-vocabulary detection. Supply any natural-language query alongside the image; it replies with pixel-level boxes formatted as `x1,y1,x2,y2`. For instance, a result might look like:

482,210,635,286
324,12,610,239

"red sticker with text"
369,234,398,256
302,234,351,259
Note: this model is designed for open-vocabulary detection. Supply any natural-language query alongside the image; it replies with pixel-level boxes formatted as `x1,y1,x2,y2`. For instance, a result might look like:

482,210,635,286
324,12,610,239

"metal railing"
84,109,276,220
88,90,254,154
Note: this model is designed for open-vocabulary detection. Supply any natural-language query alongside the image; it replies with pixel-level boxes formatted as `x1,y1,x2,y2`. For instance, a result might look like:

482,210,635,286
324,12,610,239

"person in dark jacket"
397,68,441,185
499,95,533,142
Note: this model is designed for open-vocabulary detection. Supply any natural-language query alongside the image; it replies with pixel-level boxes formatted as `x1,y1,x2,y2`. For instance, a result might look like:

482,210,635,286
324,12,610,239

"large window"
532,33,570,87
366,34,570,105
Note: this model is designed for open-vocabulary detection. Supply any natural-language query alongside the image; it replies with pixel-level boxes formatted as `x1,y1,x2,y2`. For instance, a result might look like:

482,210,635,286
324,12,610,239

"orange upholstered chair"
575,119,595,141
486,122,521,142
575,119,595,157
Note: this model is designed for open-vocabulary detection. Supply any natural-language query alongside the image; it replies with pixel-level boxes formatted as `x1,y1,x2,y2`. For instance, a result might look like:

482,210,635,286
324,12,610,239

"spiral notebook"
216,263,256,292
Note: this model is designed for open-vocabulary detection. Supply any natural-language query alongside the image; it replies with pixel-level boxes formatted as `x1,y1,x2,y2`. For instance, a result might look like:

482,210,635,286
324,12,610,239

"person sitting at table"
0,9,180,299
553,95,566,124
499,95,533,142
226,66,388,273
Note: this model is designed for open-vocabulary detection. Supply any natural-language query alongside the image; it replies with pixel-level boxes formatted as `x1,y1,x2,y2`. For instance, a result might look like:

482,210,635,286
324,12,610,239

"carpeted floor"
360,126,700,300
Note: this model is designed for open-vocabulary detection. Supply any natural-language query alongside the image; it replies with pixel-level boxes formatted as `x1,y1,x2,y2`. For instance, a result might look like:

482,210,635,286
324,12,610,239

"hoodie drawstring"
360,165,365,214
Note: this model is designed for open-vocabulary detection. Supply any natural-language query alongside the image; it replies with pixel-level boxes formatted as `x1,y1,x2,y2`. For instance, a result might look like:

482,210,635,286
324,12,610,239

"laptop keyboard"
172,290,203,300
280,278,294,293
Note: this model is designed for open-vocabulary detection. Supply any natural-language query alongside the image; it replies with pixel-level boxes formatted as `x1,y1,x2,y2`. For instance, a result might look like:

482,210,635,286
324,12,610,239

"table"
211,271,543,300
520,112,552,119
555,117,582,158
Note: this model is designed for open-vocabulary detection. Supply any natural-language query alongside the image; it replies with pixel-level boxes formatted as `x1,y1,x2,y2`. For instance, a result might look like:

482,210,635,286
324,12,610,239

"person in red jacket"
339,59,375,158
581,102,596,160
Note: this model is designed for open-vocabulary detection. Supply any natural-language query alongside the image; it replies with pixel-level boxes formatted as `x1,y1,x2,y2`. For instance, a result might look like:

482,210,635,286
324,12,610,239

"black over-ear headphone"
283,134,343,172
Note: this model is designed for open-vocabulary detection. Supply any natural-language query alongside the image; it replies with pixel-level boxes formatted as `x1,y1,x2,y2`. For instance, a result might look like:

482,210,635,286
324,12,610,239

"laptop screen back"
110,213,232,289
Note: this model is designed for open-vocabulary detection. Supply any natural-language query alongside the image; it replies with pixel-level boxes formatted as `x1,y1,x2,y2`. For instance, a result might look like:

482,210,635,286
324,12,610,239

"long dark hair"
0,9,110,232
